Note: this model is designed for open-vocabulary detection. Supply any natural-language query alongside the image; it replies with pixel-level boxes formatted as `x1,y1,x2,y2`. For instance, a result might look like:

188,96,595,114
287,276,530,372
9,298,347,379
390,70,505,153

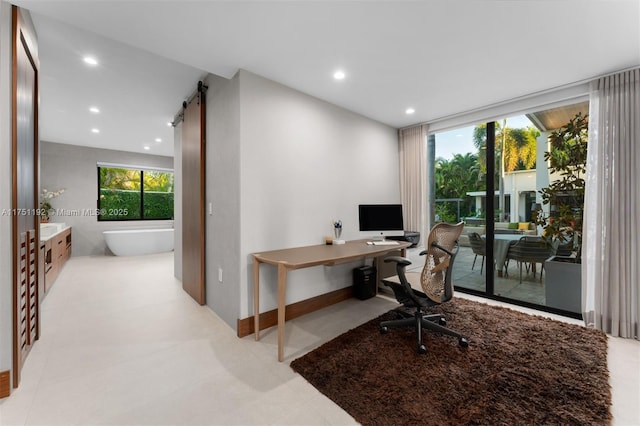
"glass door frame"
443,121,582,320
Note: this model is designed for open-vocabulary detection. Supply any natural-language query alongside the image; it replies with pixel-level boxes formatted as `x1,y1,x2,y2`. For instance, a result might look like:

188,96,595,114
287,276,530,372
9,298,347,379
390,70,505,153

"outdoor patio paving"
402,246,547,307
453,246,546,305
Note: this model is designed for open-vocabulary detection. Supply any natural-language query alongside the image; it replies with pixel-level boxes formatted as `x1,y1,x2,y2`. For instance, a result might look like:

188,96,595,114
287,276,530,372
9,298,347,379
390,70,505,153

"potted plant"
40,188,65,223
533,112,587,314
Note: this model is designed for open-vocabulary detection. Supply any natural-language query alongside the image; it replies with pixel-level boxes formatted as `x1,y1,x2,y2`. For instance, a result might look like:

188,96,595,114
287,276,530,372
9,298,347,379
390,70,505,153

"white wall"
203,70,400,330
536,132,550,206
238,70,399,320
173,122,182,281
204,72,242,326
0,0,13,383
40,142,174,256
173,121,182,281
503,169,536,221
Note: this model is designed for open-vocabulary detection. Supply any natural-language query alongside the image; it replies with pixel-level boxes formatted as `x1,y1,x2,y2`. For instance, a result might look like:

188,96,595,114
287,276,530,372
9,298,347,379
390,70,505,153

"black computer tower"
353,265,377,300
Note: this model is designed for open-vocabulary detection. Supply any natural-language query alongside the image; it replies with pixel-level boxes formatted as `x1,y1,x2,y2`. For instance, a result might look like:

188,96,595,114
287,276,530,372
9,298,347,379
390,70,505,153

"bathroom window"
97,164,174,221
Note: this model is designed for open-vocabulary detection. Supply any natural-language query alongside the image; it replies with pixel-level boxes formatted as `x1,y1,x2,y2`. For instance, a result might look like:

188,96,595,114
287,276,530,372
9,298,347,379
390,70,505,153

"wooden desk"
252,239,411,361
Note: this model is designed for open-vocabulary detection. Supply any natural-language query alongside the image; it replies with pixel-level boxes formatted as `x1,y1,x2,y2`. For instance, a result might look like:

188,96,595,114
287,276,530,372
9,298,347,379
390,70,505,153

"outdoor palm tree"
435,153,482,222
473,120,539,220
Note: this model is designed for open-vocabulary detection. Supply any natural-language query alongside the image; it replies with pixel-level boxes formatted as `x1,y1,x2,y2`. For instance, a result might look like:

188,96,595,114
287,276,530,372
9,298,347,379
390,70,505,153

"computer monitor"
358,204,404,239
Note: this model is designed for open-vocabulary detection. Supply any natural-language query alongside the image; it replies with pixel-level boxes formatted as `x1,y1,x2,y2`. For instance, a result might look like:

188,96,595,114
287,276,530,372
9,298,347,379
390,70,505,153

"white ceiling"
10,0,640,157
30,14,206,157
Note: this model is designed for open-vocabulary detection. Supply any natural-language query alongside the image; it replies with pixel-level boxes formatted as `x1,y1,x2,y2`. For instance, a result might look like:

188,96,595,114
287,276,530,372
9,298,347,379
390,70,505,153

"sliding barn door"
181,83,206,304
12,6,40,389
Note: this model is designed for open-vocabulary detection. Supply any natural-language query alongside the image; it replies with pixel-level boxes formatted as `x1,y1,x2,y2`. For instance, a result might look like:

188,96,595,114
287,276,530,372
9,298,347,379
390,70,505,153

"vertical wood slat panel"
18,233,27,355
16,231,37,368
27,231,37,345
181,87,206,305
11,5,40,390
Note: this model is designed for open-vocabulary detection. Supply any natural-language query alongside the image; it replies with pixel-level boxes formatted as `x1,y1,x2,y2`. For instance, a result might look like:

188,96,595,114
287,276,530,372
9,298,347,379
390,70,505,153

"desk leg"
374,256,381,292
253,259,261,341
277,263,287,362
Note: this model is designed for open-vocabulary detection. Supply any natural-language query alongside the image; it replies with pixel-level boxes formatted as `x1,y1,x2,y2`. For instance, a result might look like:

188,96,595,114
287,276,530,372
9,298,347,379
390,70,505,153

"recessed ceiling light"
155,138,162,143
144,146,150,150
167,122,173,127
405,108,415,115
333,70,346,80
89,107,100,113
83,56,98,66
91,128,100,134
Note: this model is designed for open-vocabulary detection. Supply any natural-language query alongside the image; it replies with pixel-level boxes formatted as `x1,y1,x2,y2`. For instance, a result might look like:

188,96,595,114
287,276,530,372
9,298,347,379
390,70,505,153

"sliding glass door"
431,101,588,318
490,115,544,305
433,124,486,293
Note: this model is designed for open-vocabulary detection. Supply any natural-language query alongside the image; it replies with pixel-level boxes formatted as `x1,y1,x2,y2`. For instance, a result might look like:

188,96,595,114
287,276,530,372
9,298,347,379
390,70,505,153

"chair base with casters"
380,281,468,354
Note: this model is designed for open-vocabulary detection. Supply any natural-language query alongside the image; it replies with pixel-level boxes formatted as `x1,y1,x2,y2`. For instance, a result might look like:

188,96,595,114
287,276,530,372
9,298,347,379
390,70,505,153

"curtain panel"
398,125,428,244
584,68,639,339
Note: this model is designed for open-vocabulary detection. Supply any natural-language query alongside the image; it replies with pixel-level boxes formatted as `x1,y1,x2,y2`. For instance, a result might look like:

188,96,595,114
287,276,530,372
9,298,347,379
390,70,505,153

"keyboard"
367,241,400,246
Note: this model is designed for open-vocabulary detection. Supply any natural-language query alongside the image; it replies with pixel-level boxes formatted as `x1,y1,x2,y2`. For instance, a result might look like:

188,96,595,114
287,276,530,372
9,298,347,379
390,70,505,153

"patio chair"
506,236,552,283
468,232,486,274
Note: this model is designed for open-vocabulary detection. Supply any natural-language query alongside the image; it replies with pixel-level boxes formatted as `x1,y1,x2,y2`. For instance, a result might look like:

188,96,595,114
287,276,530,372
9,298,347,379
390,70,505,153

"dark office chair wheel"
380,326,388,334
459,337,469,347
417,344,427,354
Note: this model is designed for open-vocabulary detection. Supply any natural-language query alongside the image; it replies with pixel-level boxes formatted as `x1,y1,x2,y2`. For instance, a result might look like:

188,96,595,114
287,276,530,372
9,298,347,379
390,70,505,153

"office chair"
380,222,469,354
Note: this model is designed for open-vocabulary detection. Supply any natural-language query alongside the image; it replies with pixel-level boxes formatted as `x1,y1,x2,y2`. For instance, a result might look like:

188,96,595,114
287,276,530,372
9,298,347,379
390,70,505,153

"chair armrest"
383,256,412,266
384,256,413,283
383,256,423,307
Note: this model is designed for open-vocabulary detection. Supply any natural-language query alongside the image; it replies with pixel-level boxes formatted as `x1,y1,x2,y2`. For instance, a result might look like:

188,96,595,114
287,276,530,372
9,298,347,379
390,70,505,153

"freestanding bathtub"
103,228,174,256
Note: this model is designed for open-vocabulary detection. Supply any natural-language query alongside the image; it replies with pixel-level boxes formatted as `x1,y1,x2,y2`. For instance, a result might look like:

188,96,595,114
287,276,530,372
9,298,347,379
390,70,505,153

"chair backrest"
468,232,486,255
509,236,552,262
420,222,464,304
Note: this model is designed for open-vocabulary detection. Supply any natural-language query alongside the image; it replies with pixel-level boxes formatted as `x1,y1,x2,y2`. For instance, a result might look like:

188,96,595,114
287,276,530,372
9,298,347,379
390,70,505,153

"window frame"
97,163,174,222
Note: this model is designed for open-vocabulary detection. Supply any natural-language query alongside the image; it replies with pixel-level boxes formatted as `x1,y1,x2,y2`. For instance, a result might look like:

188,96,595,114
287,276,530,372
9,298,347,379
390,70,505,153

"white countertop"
40,223,71,242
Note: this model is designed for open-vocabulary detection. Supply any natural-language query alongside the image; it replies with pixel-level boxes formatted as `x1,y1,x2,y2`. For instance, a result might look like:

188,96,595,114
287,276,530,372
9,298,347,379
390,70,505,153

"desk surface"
253,238,412,361
253,239,412,269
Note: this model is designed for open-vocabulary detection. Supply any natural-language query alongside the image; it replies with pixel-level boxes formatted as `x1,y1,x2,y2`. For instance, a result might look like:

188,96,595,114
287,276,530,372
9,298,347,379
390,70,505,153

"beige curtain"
398,125,428,246
583,68,639,339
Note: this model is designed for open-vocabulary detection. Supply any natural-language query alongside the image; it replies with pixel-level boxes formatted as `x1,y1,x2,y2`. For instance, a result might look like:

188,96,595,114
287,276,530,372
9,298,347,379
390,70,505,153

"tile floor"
0,252,638,425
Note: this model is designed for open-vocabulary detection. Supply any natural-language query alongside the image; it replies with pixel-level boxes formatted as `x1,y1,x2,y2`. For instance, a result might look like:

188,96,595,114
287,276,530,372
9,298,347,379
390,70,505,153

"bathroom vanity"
40,223,72,296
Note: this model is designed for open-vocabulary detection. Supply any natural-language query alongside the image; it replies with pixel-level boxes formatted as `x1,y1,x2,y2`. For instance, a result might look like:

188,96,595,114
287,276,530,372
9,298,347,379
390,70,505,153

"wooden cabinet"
43,227,71,295
44,239,54,292
38,241,45,301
